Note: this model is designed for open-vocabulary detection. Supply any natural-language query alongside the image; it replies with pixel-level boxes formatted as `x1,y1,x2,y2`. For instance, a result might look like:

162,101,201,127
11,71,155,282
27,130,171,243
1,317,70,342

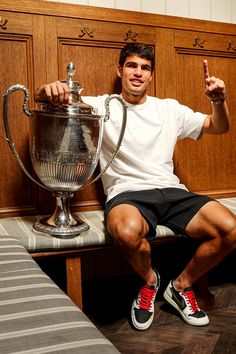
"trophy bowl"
30,109,103,237
3,63,127,238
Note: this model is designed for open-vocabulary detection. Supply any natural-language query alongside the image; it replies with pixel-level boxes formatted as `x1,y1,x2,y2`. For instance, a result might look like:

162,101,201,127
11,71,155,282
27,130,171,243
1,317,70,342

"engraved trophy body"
3,63,127,238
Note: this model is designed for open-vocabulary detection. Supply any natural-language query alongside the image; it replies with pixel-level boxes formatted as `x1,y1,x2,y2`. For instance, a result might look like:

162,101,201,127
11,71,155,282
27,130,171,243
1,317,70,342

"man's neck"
121,91,147,105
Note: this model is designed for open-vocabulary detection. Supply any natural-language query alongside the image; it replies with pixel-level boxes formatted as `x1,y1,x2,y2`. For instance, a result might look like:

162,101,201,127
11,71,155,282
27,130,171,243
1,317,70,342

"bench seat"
0,236,120,353
0,210,176,252
0,197,235,252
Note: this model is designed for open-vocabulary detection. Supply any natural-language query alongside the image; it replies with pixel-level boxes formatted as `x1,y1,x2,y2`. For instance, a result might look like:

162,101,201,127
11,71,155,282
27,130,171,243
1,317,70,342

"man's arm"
200,59,230,136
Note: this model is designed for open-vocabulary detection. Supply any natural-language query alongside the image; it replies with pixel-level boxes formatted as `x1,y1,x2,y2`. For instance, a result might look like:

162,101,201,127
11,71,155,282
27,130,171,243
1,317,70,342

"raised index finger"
203,59,210,80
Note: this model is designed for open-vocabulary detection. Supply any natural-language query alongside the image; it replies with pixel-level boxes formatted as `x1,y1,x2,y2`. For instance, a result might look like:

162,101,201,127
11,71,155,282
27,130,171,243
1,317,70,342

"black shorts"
104,188,214,237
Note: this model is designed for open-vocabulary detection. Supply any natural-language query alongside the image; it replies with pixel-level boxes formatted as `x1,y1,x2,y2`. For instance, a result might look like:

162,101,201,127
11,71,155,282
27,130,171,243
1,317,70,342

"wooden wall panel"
0,34,36,215
0,10,46,216
173,32,236,197
59,42,123,96
1,0,236,217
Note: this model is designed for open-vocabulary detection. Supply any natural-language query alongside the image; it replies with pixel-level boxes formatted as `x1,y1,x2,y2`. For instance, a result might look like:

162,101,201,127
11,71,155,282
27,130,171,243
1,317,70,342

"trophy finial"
67,62,76,89
67,62,76,79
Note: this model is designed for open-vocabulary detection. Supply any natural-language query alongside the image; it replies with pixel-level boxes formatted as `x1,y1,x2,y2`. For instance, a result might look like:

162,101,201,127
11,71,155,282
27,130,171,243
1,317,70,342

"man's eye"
142,66,151,71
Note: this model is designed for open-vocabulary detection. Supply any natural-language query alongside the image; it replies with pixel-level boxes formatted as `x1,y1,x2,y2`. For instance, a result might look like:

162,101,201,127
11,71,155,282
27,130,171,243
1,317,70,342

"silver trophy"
3,63,127,238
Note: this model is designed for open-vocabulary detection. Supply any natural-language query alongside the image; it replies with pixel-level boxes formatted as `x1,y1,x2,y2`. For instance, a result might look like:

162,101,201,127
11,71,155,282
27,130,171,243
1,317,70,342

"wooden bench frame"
30,236,180,309
30,236,214,311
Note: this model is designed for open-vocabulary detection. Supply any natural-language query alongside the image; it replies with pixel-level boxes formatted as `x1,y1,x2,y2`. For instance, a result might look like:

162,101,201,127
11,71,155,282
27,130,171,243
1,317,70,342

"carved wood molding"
124,28,137,41
193,36,205,48
227,40,236,51
176,47,236,58
79,25,94,38
0,16,8,30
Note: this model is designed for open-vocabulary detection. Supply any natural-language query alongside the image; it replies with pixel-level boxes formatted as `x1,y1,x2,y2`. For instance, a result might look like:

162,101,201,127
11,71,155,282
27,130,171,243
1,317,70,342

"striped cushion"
0,237,120,353
0,198,235,252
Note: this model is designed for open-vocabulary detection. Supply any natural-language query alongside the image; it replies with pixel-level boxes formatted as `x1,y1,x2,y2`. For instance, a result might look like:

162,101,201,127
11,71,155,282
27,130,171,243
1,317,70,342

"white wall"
47,0,236,24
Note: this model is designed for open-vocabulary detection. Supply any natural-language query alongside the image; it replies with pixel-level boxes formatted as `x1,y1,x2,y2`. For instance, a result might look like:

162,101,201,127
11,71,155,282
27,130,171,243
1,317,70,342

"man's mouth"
130,79,143,86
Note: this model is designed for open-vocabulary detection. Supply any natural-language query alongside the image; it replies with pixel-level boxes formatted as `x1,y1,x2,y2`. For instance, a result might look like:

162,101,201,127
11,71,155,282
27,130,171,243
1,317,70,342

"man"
35,43,236,331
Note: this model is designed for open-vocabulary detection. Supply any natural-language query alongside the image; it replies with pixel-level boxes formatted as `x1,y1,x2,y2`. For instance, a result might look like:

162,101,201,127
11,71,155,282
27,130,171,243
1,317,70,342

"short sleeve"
176,101,207,140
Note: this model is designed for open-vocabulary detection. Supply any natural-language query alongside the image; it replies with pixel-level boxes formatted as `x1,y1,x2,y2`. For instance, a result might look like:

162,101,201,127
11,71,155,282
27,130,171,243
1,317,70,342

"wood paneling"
172,31,236,196
0,9,46,216
1,0,236,217
0,35,33,208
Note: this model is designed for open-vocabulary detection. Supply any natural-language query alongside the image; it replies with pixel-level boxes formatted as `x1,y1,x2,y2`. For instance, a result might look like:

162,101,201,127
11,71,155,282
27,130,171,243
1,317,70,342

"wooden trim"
195,190,236,199
30,236,180,259
2,0,236,35
0,206,39,218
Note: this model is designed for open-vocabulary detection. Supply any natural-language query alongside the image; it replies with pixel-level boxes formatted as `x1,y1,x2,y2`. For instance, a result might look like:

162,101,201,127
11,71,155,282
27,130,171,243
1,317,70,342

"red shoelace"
181,289,200,313
138,284,157,310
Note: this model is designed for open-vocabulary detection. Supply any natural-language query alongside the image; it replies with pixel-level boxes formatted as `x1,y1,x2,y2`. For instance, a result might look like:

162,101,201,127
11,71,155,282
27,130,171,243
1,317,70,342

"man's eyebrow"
125,61,138,65
125,61,151,69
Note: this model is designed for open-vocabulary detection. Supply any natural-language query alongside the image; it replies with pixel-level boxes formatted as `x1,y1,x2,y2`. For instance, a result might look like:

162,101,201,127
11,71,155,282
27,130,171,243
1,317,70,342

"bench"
0,197,235,310
0,236,120,353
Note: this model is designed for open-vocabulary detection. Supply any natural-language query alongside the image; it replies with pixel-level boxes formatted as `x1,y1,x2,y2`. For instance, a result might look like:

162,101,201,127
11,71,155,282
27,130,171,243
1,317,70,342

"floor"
38,240,236,353
85,251,236,354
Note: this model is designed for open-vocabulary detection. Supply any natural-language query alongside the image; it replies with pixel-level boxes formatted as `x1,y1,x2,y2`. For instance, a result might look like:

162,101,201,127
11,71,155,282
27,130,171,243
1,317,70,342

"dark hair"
119,43,155,72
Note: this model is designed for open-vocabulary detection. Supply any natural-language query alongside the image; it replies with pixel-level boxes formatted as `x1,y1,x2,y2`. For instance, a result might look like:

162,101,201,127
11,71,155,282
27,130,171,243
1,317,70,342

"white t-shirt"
83,95,207,202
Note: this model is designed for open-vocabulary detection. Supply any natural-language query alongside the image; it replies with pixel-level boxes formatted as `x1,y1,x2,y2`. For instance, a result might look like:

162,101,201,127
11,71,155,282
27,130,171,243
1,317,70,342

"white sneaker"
131,270,160,331
164,280,209,326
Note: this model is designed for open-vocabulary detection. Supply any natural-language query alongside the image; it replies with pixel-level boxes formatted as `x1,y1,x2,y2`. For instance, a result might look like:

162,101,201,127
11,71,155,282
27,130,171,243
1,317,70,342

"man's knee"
106,204,149,248
219,216,236,249
109,218,145,249
204,214,236,252
106,209,147,250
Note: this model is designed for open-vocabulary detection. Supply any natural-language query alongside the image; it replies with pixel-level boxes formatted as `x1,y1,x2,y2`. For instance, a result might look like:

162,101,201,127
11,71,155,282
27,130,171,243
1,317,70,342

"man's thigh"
185,200,236,239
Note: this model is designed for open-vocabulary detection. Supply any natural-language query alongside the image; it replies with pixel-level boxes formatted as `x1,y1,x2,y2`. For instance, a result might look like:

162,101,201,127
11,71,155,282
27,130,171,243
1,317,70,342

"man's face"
117,55,153,101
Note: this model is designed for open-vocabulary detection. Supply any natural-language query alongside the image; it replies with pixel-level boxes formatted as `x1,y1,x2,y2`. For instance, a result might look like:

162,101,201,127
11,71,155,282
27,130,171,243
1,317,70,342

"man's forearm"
210,100,230,134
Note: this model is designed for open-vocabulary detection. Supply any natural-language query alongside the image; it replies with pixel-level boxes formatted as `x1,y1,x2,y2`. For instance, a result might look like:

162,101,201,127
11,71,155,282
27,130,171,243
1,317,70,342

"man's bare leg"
106,203,157,286
174,201,236,291
164,200,236,326
106,203,160,330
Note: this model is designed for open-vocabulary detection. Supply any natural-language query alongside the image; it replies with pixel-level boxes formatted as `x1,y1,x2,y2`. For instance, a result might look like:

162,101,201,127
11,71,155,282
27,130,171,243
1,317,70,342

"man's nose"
133,66,142,76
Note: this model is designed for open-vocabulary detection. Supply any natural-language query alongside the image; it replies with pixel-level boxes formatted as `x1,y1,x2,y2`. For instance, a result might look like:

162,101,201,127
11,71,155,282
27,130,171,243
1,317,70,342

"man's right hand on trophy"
34,81,71,105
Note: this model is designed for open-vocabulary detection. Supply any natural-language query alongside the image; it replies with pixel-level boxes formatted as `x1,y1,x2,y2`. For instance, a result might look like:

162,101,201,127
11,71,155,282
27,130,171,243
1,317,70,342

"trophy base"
33,217,90,239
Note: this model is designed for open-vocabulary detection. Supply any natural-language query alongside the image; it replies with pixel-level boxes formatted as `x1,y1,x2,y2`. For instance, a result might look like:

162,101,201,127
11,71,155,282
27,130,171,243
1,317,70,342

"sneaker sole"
163,288,209,326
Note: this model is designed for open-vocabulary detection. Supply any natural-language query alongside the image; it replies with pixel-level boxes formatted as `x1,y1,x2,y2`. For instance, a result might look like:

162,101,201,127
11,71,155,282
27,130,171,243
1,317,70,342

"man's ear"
117,65,122,78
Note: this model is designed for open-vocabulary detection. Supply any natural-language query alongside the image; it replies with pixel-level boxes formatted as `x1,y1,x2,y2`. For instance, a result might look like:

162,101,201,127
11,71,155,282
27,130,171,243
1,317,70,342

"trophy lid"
37,62,97,116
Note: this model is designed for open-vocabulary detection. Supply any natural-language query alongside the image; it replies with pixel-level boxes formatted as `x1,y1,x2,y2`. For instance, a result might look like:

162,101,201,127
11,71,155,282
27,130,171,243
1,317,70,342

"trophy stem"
33,192,90,238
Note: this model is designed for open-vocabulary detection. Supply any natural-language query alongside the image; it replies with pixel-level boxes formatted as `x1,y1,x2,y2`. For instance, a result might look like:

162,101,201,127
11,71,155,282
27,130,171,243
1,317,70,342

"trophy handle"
3,84,50,191
84,94,127,187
